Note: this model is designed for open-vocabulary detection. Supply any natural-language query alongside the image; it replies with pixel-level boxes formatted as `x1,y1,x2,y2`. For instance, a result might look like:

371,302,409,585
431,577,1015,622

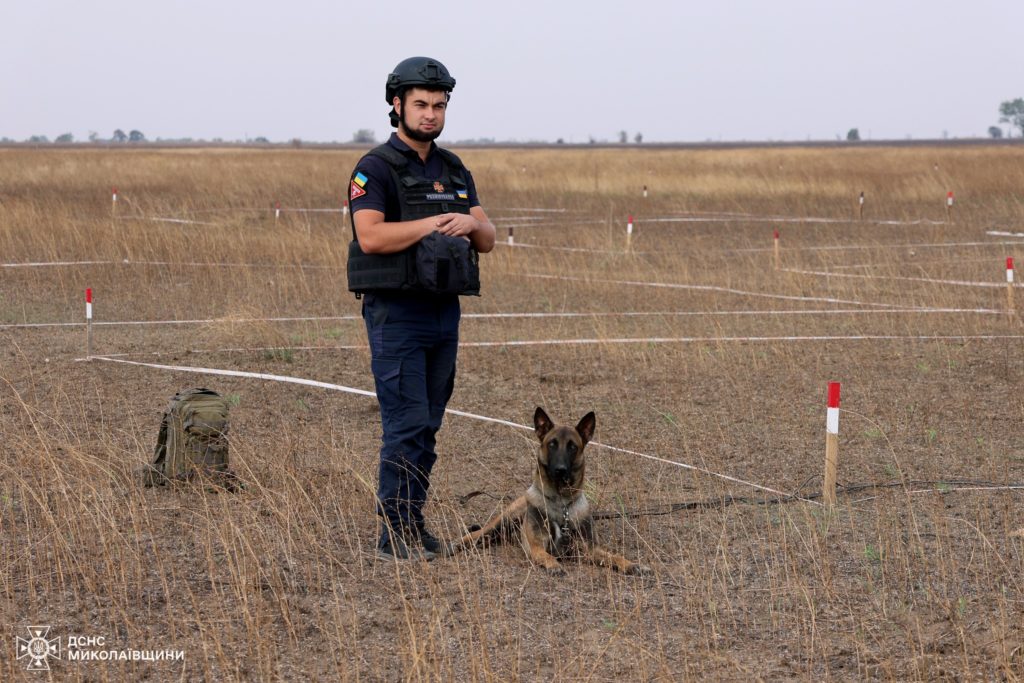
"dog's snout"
548,463,571,482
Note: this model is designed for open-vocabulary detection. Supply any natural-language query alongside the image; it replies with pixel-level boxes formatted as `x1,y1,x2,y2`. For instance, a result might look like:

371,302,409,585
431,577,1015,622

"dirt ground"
2,145,1023,681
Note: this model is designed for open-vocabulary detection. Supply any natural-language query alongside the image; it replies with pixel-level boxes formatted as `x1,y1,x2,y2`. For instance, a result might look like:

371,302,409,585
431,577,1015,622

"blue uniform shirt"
349,133,481,222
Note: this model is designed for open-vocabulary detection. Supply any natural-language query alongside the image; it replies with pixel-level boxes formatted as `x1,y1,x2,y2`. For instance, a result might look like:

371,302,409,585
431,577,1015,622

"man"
347,57,496,561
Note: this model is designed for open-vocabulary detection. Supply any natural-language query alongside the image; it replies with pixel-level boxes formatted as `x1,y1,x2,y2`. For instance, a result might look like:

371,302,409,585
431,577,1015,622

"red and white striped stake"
858,191,865,220
946,191,954,221
642,185,648,199
85,288,94,358
342,199,349,217
1007,257,1015,314
823,381,841,506
627,214,634,236
111,187,118,214
508,225,515,246
773,229,780,269
275,201,281,222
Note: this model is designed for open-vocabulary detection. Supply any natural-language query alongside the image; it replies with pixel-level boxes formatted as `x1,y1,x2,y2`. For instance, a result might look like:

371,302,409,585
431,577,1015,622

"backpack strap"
152,412,169,469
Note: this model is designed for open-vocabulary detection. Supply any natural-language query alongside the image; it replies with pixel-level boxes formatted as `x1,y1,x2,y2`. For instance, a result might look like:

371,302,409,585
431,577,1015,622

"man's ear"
575,412,596,446
534,407,554,441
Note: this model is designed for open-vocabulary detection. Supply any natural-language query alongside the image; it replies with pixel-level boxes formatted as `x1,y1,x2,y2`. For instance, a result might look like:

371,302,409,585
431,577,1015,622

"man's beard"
400,108,443,142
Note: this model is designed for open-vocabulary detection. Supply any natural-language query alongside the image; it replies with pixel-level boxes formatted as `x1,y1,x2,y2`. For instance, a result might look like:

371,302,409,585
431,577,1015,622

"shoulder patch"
350,179,367,200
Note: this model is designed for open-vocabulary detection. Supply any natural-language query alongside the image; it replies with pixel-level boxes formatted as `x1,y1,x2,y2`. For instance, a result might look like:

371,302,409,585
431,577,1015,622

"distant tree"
112,129,127,143
999,98,1024,137
351,129,376,144
253,136,270,144
634,132,643,144
988,126,1004,139
28,135,50,143
55,133,74,143
88,131,99,142
291,138,302,148
128,130,145,143
556,138,564,144
846,128,860,141
618,130,628,143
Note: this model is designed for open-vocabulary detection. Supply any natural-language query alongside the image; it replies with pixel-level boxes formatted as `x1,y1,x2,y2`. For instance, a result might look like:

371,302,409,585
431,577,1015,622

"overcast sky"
3,0,1021,143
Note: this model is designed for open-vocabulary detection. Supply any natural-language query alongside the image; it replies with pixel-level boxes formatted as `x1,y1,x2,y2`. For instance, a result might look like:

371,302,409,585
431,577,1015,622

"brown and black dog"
456,407,650,576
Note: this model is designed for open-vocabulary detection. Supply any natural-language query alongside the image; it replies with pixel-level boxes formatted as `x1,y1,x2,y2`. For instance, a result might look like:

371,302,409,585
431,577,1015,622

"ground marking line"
144,217,219,226
1,259,338,270
781,267,1021,289
2,260,120,268
491,208,570,213
88,355,807,503
851,485,1024,505
89,333,1024,359
830,257,1003,270
627,216,947,226
3,308,1002,331
7,241,1019,269
731,240,1024,254
521,273,917,309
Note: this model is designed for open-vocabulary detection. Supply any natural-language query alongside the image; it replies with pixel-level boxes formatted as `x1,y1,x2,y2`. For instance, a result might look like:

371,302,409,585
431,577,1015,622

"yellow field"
2,144,1023,681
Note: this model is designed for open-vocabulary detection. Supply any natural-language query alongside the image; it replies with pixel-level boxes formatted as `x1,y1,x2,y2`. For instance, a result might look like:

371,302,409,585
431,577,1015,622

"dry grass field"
2,143,1024,681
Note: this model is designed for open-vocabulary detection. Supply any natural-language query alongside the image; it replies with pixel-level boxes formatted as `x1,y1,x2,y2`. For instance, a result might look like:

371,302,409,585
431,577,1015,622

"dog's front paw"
544,563,567,577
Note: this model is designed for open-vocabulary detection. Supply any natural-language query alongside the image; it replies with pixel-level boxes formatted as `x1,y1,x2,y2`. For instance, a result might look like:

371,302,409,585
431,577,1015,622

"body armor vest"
347,144,478,295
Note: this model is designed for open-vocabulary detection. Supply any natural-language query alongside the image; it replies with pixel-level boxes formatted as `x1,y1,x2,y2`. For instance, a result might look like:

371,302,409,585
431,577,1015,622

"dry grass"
1,144,1023,681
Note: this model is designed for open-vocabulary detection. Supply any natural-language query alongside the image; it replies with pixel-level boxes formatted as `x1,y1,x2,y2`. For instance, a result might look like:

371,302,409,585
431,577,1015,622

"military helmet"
385,56,456,104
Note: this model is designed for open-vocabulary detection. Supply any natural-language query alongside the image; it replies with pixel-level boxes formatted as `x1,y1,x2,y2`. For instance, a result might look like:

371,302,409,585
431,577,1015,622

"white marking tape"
522,273,915,309
143,217,218,226
1,259,337,270
781,267,1019,289
93,333,1024,359
491,208,569,213
626,215,945,226
2,307,1002,331
2,260,118,268
731,240,1024,254
89,355,810,503
497,242,633,255
831,257,1003,270
456,334,1024,347
987,230,1024,238
851,485,1024,505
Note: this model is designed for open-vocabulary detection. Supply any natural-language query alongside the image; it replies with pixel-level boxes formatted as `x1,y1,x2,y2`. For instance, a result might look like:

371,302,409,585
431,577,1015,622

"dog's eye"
548,440,558,450
566,442,577,455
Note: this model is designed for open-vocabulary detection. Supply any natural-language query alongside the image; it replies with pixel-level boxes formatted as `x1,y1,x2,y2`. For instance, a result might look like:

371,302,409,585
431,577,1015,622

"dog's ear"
534,407,554,441
575,412,596,446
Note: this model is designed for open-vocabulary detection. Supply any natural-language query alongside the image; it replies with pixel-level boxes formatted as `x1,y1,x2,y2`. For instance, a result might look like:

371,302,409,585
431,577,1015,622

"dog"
456,407,650,576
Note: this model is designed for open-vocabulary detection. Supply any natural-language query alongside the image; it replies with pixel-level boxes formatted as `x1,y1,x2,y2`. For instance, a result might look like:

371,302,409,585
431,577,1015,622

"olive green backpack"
142,388,234,488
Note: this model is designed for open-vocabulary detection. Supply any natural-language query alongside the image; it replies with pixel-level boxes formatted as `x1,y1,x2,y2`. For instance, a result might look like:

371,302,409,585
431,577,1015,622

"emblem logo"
433,181,445,193
350,180,367,201
17,626,61,671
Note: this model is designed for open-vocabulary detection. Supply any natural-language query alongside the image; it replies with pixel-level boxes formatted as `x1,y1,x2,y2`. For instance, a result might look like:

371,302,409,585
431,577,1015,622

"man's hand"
434,213,479,238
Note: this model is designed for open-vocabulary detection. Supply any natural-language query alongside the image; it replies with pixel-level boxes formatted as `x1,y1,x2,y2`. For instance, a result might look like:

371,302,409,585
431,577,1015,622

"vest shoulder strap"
366,143,409,169
435,147,466,173
367,143,465,176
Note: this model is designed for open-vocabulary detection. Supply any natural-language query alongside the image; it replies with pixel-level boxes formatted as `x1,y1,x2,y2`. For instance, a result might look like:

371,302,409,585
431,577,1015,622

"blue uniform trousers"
362,291,460,547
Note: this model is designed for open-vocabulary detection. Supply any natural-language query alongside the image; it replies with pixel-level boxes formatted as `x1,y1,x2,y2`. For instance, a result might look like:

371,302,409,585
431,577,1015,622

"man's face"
395,87,447,142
